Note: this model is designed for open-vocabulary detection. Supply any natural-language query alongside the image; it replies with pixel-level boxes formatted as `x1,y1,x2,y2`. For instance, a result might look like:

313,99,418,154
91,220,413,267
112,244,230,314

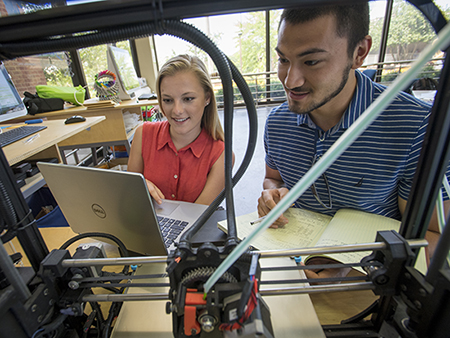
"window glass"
153,11,281,73
1,0,52,16
153,10,284,104
376,0,450,84
366,0,388,66
79,41,131,99
3,52,72,97
0,0,106,17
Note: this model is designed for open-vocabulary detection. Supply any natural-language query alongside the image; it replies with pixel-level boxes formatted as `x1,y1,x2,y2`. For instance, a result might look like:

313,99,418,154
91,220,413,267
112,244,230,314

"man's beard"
287,62,353,115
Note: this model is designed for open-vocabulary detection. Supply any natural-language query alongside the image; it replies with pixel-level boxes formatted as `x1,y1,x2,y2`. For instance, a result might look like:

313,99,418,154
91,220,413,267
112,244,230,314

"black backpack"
23,91,64,115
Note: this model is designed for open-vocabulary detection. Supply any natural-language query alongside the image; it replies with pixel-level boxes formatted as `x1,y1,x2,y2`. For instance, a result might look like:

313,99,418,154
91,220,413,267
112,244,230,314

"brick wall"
1,1,47,96
0,0,7,16
4,58,48,96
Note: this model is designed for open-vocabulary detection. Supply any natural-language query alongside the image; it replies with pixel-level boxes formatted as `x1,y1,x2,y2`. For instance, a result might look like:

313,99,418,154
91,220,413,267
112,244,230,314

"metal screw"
414,300,422,309
191,328,198,335
31,304,37,312
37,315,43,323
376,275,388,285
204,250,211,258
68,280,80,290
43,288,49,296
419,288,426,297
404,272,411,279
400,284,407,292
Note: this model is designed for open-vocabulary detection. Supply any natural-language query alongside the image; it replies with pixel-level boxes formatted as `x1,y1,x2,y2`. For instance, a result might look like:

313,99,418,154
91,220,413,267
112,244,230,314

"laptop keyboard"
0,125,47,147
157,216,189,248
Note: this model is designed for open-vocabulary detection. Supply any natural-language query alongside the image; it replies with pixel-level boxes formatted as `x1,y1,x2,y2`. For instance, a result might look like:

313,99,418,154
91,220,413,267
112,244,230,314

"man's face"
276,15,355,115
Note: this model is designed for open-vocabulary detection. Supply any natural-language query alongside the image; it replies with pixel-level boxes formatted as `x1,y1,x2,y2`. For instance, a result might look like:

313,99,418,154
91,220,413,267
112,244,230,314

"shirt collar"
337,69,374,130
157,121,209,158
296,69,374,133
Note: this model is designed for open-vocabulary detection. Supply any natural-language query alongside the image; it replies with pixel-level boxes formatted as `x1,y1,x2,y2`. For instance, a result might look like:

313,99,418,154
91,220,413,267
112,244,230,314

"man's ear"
352,35,372,69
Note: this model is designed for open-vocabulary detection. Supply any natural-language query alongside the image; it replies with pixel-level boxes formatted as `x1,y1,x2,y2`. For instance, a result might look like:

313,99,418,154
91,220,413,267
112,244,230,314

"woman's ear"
352,35,372,69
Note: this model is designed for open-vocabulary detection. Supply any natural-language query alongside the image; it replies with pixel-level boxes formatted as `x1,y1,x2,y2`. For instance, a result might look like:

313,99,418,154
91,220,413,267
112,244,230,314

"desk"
8,99,158,163
2,116,106,198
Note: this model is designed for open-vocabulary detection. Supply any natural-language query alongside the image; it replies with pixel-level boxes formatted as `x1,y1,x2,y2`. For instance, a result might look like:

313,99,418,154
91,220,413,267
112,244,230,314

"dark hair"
279,3,370,58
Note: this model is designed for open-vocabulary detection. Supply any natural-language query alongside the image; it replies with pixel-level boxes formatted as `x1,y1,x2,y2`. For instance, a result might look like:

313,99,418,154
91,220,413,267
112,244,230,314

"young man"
257,3,449,280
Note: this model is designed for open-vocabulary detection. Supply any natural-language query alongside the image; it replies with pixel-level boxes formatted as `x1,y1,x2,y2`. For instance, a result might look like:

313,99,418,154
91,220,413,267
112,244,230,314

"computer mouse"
65,115,86,124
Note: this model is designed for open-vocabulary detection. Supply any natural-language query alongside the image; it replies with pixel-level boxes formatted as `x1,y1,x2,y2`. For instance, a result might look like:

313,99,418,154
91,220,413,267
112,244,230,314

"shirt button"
171,194,175,198
174,174,178,179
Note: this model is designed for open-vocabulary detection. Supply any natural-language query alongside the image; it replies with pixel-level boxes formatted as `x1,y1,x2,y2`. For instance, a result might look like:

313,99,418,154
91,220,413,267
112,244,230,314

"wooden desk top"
2,116,105,165
24,99,158,118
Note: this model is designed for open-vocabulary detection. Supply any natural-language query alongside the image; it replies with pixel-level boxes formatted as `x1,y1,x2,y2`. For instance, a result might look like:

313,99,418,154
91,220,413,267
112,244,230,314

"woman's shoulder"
143,120,168,130
142,121,171,136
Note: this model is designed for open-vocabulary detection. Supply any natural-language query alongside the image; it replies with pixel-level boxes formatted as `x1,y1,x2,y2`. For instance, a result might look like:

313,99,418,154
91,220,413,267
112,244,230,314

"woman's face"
160,70,210,140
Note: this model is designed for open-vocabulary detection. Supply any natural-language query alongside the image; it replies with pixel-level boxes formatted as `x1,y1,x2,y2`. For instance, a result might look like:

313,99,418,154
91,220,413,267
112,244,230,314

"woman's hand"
145,179,165,204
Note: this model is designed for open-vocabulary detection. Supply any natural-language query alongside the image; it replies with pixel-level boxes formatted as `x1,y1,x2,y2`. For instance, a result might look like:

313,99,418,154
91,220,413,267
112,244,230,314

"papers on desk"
83,98,120,109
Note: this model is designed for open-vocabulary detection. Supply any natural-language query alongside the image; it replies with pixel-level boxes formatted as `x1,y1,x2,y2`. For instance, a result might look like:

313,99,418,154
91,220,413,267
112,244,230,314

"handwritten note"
218,208,332,250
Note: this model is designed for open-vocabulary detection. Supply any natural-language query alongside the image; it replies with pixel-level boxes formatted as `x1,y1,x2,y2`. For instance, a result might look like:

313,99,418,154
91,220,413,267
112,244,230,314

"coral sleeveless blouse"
141,121,224,202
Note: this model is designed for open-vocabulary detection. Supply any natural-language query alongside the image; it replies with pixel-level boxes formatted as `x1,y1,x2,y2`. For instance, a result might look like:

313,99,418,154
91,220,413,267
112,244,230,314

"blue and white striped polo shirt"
264,70,449,220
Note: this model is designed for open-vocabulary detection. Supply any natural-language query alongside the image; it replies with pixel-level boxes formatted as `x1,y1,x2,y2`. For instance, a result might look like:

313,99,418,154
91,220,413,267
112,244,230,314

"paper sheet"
218,208,332,250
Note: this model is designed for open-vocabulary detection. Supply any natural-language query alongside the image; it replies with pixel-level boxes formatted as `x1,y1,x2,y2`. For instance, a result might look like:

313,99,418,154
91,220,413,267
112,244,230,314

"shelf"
21,173,45,199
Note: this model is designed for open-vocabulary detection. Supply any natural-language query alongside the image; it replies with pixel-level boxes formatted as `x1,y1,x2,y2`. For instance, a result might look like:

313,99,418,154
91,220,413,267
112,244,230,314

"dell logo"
92,204,106,218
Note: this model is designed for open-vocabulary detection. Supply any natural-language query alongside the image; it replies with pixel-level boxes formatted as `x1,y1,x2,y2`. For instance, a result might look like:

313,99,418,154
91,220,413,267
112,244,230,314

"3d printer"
1,1,450,337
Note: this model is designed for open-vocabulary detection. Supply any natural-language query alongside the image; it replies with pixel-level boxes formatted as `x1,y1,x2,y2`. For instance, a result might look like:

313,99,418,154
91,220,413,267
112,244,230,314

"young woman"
128,54,230,205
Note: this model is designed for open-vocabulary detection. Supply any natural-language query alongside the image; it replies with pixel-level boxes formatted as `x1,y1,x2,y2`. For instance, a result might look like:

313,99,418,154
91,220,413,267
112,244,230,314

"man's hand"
257,187,290,228
302,257,351,285
145,179,165,205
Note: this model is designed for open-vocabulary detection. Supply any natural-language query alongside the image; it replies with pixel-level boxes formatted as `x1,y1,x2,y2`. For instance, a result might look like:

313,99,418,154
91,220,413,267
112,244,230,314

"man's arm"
398,196,450,263
257,165,290,228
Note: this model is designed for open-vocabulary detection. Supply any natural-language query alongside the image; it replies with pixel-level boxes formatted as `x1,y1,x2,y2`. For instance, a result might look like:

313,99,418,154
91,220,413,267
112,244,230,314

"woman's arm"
195,150,235,205
128,124,165,204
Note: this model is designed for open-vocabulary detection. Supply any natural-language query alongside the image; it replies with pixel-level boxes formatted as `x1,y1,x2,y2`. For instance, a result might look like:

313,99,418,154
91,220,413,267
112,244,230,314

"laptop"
37,162,209,256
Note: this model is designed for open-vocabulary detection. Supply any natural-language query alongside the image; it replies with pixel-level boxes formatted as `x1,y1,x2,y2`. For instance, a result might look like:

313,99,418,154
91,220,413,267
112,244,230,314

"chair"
362,69,377,81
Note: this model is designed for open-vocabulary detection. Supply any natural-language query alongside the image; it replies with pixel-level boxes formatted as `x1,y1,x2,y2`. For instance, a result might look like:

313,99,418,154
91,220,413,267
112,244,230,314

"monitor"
106,45,150,101
0,62,28,123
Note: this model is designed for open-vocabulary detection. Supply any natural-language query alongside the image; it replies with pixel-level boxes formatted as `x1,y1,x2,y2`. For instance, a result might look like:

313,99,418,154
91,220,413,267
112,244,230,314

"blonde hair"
156,54,224,141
